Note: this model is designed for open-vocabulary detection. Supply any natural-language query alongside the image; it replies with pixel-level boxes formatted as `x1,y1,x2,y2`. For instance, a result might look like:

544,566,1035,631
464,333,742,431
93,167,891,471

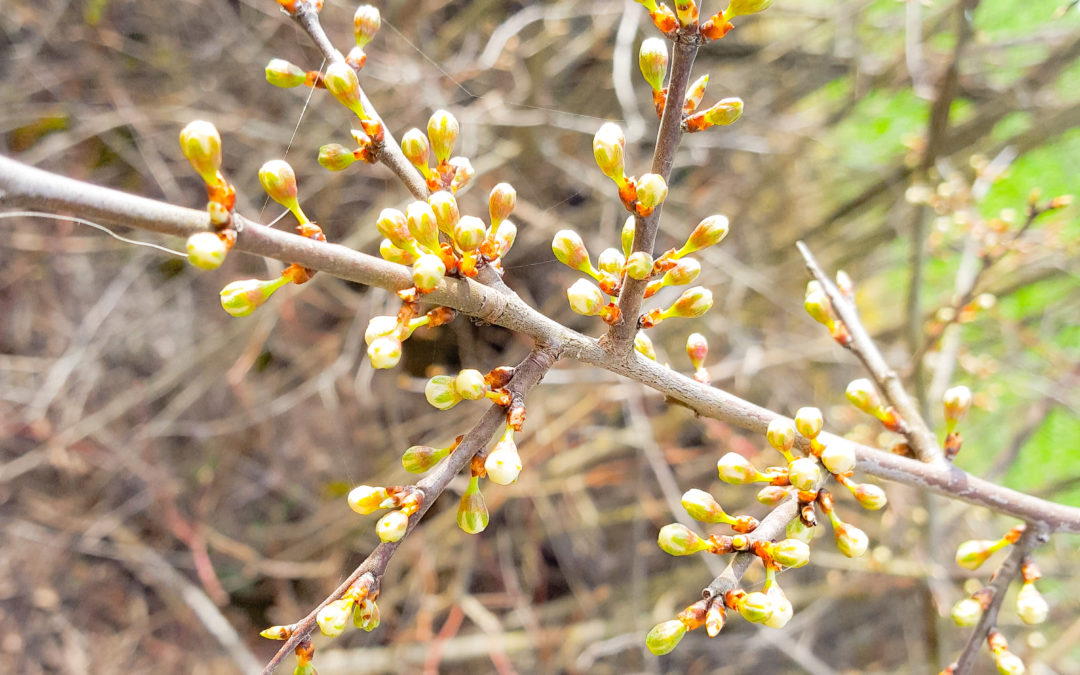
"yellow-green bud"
449,155,474,191
645,619,686,656
621,216,636,257
660,257,700,287
944,385,972,432
702,97,744,126
951,597,983,626
219,277,289,317
323,62,368,118
821,443,856,475
425,375,463,410
402,444,451,473
316,598,354,638
454,369,488,400
353,4,381,47
376,208,414,251
406,200,441,253
179,120,223,185
786,517,816,543
566,279,605,316
318,143,358,171
853,483,888,510
678,215,729,256
766,539,810,568
379,238,418,265
454,215,487,252
427,109,459,163
265,58,307,88
717,452,763,484
597,248,625,275
1016,581,1048,625
593,122,626,182
794,407,823,439
955,539,1000,570
680,488,728,523
376,509,409,542
724,0,773,18
625,251,653,280
485,430,522,485
657,523,708,556
207,201,230,227
401,129,430,171
347,485,389,515
429,191,460,235
364,315,398,345
705,603,726,637
353,596,380,631
412,254,446,293
756,485,789,506
787,457,822,491
763,586,793,629
738,591,775,624
686,332,708,369
834,522,869,558
258,160,305,221
634,331,657,360
638,37,668,91
494,220,517,257
368,335,403,369
766,418,797,453
489,182,516,225
664,286,713,319
993,650,1026,675
186,232,227,270
457,476,488,534
845,378,882,414
636,173,668,211
803,287,834,325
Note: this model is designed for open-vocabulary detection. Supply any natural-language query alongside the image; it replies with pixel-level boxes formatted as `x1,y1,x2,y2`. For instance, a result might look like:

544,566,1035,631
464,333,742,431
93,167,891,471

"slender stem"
950,523,1049,675
261,345,560,674
606,38,699,354
2,156,1080,532
797,241,944,465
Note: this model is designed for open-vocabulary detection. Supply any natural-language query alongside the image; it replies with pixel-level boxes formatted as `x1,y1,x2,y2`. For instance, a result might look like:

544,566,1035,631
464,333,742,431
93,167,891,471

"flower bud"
638,38,668,91
429,191,460,235
803,287,834,325
645,619,686,656
678,215,730,256
1016,581,1048,625
702,97,743,126
737,591,775,624
364,316,399,345
379,239,417,265
219,277,289,317
951,597,983,626
725,0,773,18
347,485,389,515
353,596,380,631
401,129,430,172
625,251,653,280
993,650,1026,675
756,485,789,506
323,62,368,118
853,483,888,510
597,248,625,275
834,522,869,558
552,229,594,274
265,58,307,88
457,476,488,534
821,442,856,475
635,173,668,214
787,457,822,491
454,369,488,400
621,216,636,257
662,257,701,287
353,4,381,47
955,539,1002,570
485,431,522,485
186,232,228,270
319,143,358,171
406,200,441,253
412,254,446,293
376,509,409,542
767,539,810,568
686,332,708,369
427,109,459,163
794,407,823,439
367,335,402,369
634,331,657,360
425,375,463,410
657,523,709,556
786,517,816,543
258,160,306,221
489,182,516,226
845,378,882,414
494,219,517,257
345,45,367,70
766,418,797,454
943,385,972,432
259,624,295,640
665,286,713,319
593,122,626,183
376,208,415,251
449,155,474,191
179,120,222,185
316,598,354,638
717,452,762,484
402,444,451,473
763,586,793,628
680,488,728,523
454,215,487,252
566,279,605,316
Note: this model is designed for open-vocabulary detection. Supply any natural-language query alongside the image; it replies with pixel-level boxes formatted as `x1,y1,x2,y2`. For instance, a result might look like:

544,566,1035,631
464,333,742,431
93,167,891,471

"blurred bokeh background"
2,0,1079,672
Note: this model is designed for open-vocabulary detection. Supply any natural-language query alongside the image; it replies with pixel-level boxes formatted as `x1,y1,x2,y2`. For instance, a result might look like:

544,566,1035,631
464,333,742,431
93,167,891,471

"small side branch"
702,499,799,600
796,241,944,465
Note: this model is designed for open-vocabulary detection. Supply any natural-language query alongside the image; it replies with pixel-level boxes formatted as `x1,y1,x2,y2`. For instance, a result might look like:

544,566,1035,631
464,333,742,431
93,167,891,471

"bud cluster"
179,120,239,267
424,365,516,411
347,484,424,544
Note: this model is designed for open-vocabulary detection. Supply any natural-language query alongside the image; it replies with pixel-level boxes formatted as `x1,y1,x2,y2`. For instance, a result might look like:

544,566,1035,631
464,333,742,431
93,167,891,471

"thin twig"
796,240,944,465
702,498,799,599
950,522,1049,675
261,345,560,674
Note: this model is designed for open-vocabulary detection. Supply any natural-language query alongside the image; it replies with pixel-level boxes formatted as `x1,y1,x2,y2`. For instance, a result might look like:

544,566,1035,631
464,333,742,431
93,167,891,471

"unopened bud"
834,522,869,558
705,602,726,637
179,120,223,185
319,143,358,171
402,444,451,473
702,97,743,126
757,485,789,506
680,488,729,523
951,597,983,626
686,332,708,369
489,182,516,225
367,335,402,369
219,277,289,317
364,316,398,345
449,156,474,191
454,215,487,251
645,619,686,656
845,378,882,414
376,509,409,542
717,452,762,484
597,248,625,275
457,476,489,534
678,215,729,256
621,216,636,257
406,201,441,253
943,385,972,432
683,74,709,113
593,122,626,183
763,586,793,628
567,279,605,316
425,375,463,410
494,219,517,257
265,58,308,88
411,254,445,293
657,523,709,556
347,485,389,515
664,286,713,319
259,624,295,640
767,539,810,568
674,0,699,27
353,4,381,47
323,62,368,118
787,457,822,491
853,483,888,510
725,0,773,18
552,229,594,274
821,443,856,475
634,331,657,360
1016,581,1048,625
803,288,834,325
794,407,823,440
625,251,653,280
428,191,460,235
485,430,522,485
186,232,228,270
786,517,816,543
316,598,354,638
427,109,459,163
258,160,306,221
766,418,797,454
635,173,668,214
401,129,430,172
638,37,668,91
737,591,775,624
454,369,488,400
353,596,380,631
